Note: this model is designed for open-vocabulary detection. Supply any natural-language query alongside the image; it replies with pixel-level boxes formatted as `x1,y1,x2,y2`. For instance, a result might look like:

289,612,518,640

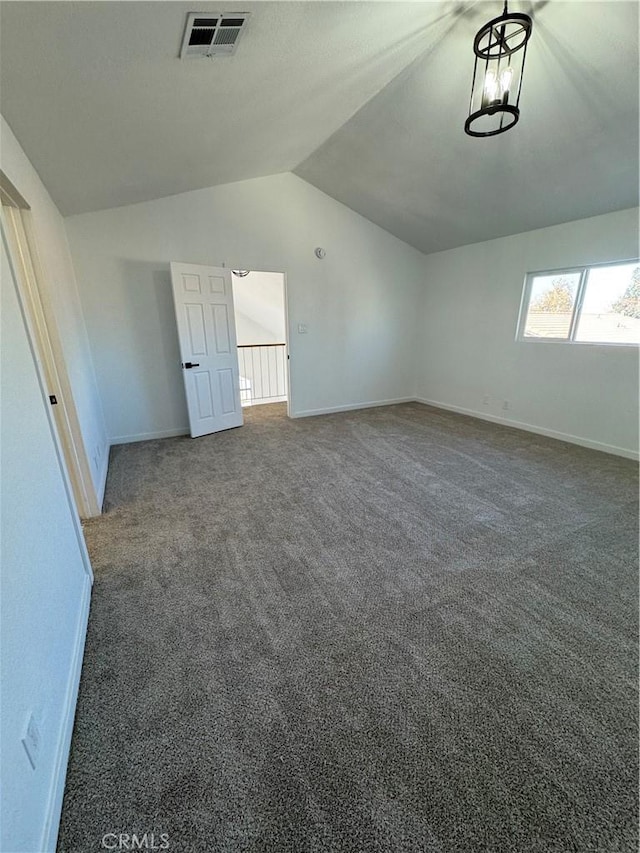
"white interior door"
170,262,243,438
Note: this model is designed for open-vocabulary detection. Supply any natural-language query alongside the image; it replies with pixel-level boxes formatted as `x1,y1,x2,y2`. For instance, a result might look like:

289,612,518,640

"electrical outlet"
502,400,510,411
297,324,308,335
22,713,40,769
482,394,490,406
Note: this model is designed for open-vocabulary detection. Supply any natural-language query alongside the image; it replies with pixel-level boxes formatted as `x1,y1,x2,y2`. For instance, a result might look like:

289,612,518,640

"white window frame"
516,258,640,347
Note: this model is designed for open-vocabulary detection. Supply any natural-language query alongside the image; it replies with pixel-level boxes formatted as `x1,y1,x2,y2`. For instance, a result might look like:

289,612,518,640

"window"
518,260,640,346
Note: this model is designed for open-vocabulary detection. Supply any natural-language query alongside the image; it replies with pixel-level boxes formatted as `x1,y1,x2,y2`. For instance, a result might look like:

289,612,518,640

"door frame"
0,171,100,518
282,270,293,418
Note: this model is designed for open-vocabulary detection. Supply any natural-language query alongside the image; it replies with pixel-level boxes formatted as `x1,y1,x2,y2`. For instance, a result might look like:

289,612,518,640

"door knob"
183,362,200,369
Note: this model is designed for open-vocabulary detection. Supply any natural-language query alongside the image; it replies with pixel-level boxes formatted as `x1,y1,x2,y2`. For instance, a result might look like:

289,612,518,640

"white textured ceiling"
1,1,638,254
0,1,440,214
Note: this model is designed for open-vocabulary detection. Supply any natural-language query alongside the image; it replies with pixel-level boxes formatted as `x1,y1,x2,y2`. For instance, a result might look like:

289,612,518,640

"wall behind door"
65,172,425,442
233,270,286,346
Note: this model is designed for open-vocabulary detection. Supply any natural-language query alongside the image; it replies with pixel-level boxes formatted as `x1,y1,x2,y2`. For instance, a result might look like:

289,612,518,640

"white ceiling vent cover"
180,12,250,58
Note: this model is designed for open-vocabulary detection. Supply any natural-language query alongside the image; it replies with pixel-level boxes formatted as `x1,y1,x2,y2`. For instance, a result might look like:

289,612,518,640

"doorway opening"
231,270,290,412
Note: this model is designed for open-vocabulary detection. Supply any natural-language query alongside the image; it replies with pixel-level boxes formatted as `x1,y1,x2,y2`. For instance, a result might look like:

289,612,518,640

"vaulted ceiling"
1,1,638,254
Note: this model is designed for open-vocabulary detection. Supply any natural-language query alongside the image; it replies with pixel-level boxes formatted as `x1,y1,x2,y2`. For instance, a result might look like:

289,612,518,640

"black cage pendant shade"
465,1,533,137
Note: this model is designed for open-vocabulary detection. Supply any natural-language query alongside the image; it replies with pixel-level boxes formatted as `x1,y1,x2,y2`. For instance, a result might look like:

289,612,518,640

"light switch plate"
297,324,308,334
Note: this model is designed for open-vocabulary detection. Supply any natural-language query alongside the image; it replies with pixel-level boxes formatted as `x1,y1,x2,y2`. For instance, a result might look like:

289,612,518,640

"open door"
170,262,243,438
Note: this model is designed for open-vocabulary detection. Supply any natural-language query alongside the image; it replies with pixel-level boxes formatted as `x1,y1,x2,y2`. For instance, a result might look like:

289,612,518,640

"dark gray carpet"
58,402,638,853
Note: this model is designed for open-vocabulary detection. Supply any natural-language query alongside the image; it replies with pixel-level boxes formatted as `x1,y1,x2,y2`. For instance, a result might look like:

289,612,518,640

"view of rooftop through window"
520,262,640,345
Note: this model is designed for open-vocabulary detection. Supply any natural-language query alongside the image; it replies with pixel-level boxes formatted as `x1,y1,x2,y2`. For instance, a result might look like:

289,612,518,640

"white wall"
1,233,92,852
0,116,109,503
65,173,425,441
233,270,286,346
415,208,640,458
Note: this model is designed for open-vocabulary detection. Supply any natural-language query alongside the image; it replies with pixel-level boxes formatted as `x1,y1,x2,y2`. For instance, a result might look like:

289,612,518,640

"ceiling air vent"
180,12,249,58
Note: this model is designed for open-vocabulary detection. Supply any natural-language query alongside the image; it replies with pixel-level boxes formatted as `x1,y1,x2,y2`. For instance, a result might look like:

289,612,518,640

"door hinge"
49,394,58,405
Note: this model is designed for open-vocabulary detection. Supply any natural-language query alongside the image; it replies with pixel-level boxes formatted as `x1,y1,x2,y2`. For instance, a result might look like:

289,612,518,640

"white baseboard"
110,427,189,445
415,397,639,461
290,397,415,419
108,401,637,460
40,574,92,852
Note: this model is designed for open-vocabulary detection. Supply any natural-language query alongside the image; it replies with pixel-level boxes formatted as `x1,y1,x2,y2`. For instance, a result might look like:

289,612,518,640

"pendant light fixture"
465,1,532,137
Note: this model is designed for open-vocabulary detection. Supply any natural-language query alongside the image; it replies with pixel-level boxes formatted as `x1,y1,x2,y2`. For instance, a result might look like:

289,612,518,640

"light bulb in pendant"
484,70,499,102
499,66,513,98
